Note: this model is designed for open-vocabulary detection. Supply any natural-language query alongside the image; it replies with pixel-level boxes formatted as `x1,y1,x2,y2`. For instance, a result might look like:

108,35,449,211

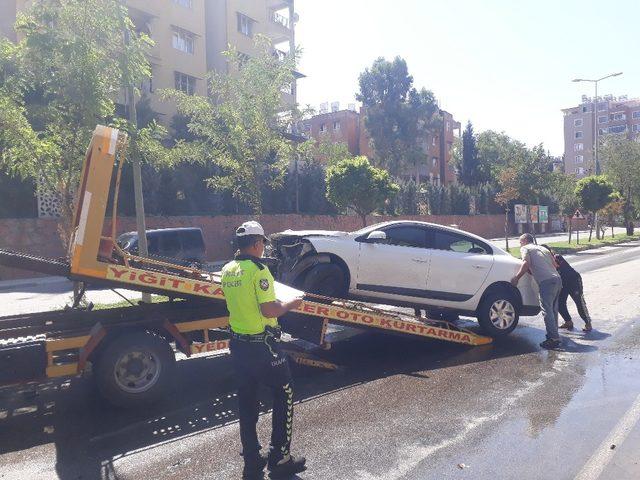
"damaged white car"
268,221,540,337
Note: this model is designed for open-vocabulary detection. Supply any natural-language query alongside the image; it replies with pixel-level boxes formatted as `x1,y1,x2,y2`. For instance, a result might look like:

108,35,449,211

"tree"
0,0,163,245
163,36,298,214
456,121,483,186
600,191,623,238
575,175,614,241
601,135,640,235
326,156,399,227
552,173,580,242
356,56,440,180
495,167,519,251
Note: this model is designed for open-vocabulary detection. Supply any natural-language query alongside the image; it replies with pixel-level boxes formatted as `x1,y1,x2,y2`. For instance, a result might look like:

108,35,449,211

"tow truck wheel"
302,263,346,298
95,331,175,408
477,291,519,337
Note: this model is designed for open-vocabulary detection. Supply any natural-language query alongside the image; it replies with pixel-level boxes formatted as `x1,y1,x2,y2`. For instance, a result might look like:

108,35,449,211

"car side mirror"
363,230,387,243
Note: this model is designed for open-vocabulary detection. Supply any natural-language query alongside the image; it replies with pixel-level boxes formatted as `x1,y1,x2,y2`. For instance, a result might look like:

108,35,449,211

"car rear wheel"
302,263,346,298
477,291,520,337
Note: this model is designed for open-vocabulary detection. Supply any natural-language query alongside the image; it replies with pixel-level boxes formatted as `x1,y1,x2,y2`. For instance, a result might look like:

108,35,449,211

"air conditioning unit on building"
348,103,356,112
319,102,328,114
331,101,339,112
581,95,589,103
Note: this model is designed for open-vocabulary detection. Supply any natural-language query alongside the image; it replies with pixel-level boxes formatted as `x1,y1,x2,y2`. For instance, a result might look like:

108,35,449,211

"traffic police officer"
221,221,306,480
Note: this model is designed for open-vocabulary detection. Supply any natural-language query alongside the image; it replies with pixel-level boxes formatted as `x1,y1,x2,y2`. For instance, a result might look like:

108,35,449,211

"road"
1,242,640,479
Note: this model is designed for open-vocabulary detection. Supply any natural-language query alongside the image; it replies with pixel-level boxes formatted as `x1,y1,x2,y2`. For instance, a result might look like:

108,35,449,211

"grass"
508,232,640,258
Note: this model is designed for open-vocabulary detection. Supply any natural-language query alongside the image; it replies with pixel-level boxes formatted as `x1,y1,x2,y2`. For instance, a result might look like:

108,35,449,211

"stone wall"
0,213,569,281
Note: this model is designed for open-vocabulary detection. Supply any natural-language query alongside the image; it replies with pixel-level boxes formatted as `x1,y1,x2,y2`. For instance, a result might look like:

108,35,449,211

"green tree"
326,156,399,227
356,56,440,180
575,175,614,241
163,36,298,214
551,172,580,242
600,191,623,238
495,167,519,250
456,121,485,186
601,135,640,235
0,0,162,244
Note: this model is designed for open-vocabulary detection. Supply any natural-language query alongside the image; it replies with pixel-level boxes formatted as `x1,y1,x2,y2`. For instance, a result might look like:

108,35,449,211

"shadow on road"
0,321,598,479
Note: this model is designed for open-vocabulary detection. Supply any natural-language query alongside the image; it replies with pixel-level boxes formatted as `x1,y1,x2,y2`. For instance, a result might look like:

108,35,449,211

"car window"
146,233,160,255
383,226,427,248
181,230,204,250
433,231,491,255
159,232,181,257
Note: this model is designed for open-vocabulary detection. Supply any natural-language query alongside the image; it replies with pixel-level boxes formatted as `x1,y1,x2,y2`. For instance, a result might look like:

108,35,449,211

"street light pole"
572,72,623,175
572,72,622,241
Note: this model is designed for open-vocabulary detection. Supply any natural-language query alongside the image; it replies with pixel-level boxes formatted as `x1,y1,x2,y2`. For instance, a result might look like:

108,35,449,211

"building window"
172,29,194,54
633,111,640,120
575,131,583,139
582,105,590,113
612,112,626,121
174,72,196,95
609,125,627,134
633,124,640,133
598,115,608,124
432,136,436,146
598,128,607,135
576,167,585,175
432,157,438,167
597,102,608,112
574,143,584,151
237,13,254,37
319,123,326,133
173,0,193,8
333,121,340,131
446,121,450,131
575,155,583,163
574,118,583,127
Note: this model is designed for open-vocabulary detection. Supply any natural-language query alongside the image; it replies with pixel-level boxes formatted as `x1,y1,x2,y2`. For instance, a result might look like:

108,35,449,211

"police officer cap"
236,221,266,238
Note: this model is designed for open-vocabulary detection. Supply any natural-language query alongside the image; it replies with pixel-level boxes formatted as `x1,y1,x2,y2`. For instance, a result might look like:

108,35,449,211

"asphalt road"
1,242,640,480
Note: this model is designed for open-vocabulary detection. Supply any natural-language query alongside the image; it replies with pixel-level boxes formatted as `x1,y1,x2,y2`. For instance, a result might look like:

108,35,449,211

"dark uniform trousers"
558,275,591,323
229,330,293,467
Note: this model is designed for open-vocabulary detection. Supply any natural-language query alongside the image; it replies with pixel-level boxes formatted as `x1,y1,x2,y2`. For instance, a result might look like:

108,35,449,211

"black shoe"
540,338,561,349
268,455,307,478
242,452,268,480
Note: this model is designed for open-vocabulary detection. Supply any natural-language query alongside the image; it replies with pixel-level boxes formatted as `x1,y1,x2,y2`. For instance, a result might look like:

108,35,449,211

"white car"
269,220,540,337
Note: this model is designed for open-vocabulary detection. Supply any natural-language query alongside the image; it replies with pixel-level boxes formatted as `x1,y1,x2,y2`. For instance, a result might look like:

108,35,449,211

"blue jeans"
538,277,562,340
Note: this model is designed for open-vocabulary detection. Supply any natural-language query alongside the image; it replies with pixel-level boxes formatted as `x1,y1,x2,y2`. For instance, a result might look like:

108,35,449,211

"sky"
294,0,640,156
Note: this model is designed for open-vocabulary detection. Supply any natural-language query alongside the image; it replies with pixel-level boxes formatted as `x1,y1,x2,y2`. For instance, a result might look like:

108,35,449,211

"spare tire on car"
302,263,346,298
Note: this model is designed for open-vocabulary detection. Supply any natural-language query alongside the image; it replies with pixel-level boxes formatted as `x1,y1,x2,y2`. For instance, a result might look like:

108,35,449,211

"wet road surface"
1,242,640,480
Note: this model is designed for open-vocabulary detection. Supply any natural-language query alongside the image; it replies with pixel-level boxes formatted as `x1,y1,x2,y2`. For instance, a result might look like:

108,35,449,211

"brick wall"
0,213,556,281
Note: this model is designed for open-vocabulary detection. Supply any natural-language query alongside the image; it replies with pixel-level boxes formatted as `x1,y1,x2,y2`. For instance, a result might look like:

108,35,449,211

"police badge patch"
259,279,269,291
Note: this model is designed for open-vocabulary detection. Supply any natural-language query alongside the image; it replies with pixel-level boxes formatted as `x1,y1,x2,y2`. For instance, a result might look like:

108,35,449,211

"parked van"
117,228,206,266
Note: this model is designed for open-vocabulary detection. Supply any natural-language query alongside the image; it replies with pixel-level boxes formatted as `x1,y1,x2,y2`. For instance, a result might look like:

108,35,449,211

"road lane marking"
574,391,640,480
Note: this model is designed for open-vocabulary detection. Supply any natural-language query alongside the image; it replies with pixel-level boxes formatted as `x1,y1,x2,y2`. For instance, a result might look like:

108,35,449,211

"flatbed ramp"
0,125,491,406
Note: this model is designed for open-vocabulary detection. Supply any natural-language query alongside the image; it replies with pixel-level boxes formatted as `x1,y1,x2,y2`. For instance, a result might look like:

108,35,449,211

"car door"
354,225,432,302
425,229,494,302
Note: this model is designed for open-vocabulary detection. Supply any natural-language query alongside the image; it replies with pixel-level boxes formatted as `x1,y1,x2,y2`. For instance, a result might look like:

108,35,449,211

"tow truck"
0,126,492,407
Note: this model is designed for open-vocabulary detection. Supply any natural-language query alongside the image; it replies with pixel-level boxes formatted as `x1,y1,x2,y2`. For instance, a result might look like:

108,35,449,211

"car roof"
362,220,494,245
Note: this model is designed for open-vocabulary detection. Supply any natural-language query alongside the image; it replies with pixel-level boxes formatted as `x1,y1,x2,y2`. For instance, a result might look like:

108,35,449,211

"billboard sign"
514,204,528,224
538,205,548,223
529,205,539,224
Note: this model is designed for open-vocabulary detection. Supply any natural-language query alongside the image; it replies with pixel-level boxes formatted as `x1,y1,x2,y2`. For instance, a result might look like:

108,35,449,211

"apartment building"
205,0,300,105
0,0,299,122
562,94,640,177
307,105,460,185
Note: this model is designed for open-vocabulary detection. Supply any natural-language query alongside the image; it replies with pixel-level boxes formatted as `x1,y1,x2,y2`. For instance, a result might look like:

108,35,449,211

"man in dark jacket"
541,245,592,332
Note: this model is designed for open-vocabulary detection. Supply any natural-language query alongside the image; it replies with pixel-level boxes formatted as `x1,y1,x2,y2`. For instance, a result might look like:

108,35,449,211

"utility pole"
124,24,151,304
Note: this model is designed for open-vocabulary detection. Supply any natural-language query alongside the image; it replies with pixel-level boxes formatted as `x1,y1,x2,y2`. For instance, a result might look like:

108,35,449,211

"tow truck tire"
302,263,346,298
95,331,175,408
477,291,520,337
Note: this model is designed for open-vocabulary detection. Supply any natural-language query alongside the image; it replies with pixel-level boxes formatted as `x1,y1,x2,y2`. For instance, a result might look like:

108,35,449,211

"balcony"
270,11,290,29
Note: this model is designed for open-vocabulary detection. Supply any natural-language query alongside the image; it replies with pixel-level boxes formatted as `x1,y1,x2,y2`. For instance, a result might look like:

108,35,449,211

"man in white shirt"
511,233,562,349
